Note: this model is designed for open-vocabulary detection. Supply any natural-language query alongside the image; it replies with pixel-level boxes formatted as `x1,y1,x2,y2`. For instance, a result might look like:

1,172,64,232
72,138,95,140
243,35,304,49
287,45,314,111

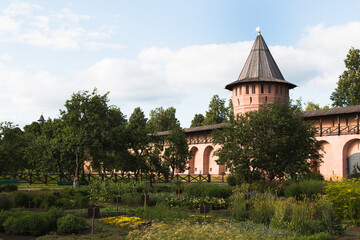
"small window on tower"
239,87,242,95
265,96,268,103
250,97,252,105
261,84,264,93
246,85,249,94
252,85,256,94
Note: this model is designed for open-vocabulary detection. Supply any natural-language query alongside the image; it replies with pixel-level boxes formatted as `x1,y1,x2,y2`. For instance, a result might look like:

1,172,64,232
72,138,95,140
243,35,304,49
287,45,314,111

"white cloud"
0,1,121,50
75,22,360,126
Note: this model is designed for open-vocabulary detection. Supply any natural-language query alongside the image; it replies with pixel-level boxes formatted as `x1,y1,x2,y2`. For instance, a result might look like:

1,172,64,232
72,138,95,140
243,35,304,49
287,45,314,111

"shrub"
55,197,71,208
0,211,21,232
0,184,18,192
11,191,33,207
227,175,237,186
284,180,325,200
73,195,90,208
46,208,64,230
86,180,137,201
41,195,56,208
147,193,172,206
57,214,87,234
0,194,12,210
325,179,360,225
184,183,233,199
3,211,49,236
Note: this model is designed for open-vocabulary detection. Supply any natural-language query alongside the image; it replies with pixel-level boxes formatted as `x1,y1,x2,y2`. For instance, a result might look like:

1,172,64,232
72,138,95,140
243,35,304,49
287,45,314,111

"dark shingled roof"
225,34,296,90
155,122,229,136
302,105,360,118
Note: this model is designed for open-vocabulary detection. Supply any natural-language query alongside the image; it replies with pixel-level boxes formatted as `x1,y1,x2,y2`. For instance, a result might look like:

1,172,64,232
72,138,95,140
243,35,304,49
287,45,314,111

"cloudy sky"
1,0,360,128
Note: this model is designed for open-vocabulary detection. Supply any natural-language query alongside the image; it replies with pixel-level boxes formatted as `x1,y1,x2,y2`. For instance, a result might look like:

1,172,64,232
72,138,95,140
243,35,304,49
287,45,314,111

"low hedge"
57,214,87,234
56,180,88,186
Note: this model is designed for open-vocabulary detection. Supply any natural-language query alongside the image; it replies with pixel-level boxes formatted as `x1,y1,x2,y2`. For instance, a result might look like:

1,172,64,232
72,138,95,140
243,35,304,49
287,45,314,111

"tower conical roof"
225,33,296,90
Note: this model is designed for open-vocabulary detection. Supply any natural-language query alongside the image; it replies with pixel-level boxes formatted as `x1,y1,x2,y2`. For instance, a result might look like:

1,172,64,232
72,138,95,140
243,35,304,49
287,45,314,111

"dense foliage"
331,47,360,107
213,102,322,183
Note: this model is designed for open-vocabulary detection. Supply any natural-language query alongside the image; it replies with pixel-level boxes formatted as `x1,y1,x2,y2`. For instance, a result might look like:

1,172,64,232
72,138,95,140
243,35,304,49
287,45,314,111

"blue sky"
1,0,360,127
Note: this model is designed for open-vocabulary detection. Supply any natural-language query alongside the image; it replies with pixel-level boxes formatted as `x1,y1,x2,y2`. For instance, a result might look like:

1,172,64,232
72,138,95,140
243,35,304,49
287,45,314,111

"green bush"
184,183,233,199
121,193,142,205
135,205,189,223
0,184,18,192
86,180,137,201
57,214,87,234
46,208,64,231
0,194,12,210
55,197,71,208
11,191,33,207
0,211,21,232
325,179,360,225
74,195,90,208
3,211,49,236
227,175,238,186
284,180,325,200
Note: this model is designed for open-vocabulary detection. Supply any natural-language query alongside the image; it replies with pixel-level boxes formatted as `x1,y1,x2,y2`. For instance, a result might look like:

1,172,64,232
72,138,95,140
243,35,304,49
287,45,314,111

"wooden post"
320,117,322,136
207,174,211,183
338,115,340,135
88,173,91,183
114,173,117,183
29,172,32,185
44,174,48,185
188,174,190,183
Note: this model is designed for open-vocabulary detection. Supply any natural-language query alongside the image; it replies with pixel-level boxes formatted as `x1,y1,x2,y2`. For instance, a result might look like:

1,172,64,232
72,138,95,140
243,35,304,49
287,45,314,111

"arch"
188,146,198,174
343,138,360,176
203,145,214,175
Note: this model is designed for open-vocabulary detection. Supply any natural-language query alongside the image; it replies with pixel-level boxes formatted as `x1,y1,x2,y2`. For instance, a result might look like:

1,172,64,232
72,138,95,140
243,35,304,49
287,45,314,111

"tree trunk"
73,153,80,188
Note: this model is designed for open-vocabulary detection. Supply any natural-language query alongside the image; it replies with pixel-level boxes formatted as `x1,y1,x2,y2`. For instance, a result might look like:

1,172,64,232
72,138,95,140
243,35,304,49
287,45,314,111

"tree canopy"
331,47,360,107
147,107,180,132
191,95,232,127
213,102,322,183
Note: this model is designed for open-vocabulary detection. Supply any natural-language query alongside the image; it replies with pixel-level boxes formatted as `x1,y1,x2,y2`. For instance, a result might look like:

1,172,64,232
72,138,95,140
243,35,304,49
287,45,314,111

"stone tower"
225,30,296,115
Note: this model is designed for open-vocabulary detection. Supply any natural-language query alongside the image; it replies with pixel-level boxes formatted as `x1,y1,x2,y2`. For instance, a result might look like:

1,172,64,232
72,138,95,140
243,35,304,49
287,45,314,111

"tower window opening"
346,118,348,126
239,87,242,95
250,97,252,105
268,85,271,93
237,99,240,106
252,85,256,94
246,85,249,94
261,84,264,93
265,96,268,103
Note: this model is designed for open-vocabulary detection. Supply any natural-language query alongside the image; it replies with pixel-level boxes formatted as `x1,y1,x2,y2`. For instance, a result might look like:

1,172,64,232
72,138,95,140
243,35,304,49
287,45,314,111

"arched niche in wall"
203,145,214,175
343,139,360,176
188,146,198,174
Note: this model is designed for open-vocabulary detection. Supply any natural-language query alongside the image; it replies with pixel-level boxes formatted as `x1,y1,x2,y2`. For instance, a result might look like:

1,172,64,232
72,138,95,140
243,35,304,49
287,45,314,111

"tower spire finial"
256,27,261,35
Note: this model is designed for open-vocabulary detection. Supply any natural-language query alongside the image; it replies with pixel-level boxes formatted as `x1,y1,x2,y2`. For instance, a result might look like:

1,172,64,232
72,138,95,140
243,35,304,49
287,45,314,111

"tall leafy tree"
190,114,205,127
147,107,180,132
0,122,28,173
203,95,229,126
213,102,322,182
331,47,360,107
60,89,112,187
126,107,151,185
162,126,190,180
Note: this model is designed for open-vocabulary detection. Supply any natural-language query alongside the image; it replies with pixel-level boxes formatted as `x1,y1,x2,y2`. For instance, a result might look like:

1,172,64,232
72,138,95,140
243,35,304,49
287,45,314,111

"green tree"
0,122,28,173
126,107,151,185
190,114,205,127
331,47,360,107
213,102,322,182
203,95,229,125
147,107,180,132
60,89,113,187
162,126,190,180
305,101,330,111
